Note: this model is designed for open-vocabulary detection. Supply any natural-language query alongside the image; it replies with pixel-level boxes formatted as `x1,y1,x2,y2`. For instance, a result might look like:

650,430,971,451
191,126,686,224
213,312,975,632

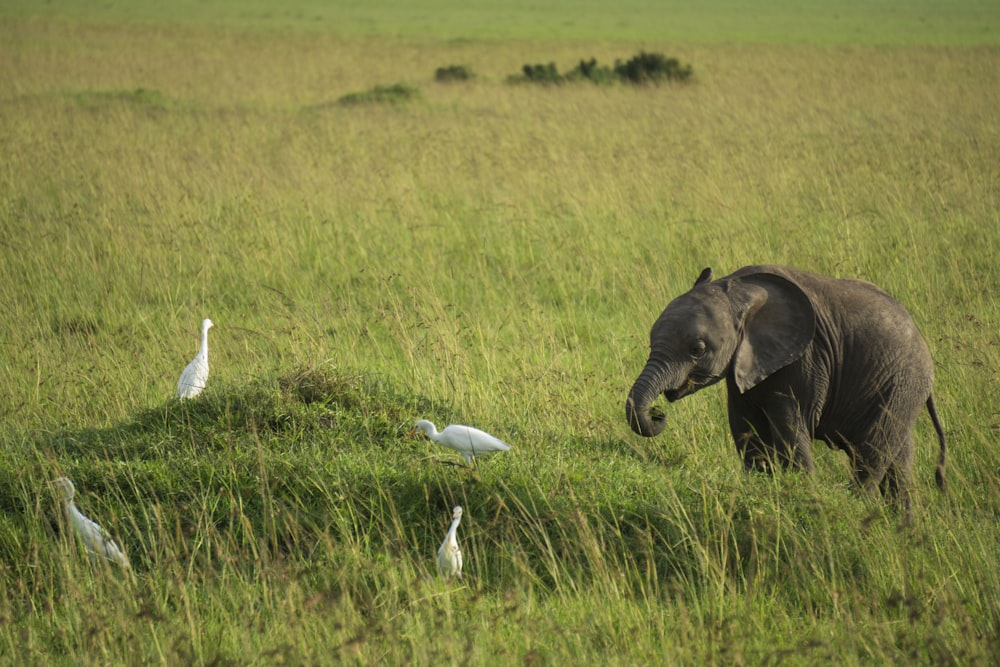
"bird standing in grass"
177,317,213,399
408,420,510,467
51,477,130,570
437,505,463,580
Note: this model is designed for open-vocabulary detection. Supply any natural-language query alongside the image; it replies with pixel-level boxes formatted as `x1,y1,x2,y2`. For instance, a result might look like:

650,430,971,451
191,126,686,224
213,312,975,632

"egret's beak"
407,427,417,438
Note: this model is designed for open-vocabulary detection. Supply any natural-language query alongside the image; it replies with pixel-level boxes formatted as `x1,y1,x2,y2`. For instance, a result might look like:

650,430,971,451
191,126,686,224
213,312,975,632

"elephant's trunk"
626,366,668,437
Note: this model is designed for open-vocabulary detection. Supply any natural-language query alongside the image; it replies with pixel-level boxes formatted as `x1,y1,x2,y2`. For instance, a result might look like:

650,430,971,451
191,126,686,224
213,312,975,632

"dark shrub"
613,51,693,84
570,58,616,84
520,62,562,84
510,52,692,86
435,65,473,82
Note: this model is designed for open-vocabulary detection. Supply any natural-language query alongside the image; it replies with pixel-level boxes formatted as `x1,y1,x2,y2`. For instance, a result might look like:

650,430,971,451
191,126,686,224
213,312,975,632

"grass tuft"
337,83,421,106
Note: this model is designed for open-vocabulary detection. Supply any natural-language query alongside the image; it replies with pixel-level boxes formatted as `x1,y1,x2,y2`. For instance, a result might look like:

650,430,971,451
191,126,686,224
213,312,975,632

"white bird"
437,505,463,580
408,420,511,466
176,317,213,399
50,477,130,569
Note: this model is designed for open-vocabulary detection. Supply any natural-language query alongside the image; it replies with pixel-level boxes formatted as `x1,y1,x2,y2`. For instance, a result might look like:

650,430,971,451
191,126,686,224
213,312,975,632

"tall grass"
1,4,999,665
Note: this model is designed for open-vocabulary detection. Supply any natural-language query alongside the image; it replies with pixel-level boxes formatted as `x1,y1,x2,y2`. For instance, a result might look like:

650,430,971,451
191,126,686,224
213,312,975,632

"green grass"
3,0,999,44
2,1,1000,664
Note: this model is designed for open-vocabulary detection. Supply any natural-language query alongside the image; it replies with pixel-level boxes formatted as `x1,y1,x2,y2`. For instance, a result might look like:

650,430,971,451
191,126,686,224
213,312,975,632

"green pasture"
1,0,999,664
3,0,999,44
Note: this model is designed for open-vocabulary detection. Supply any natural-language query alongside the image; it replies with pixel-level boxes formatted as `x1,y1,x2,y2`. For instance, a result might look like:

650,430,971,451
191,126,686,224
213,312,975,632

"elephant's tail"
927,394,947,492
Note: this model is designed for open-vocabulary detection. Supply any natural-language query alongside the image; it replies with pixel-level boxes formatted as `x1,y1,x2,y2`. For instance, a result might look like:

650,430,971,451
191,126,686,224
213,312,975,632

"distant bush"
518,62,562,84
613,51,693,83
572,58,617,85
509,51,693,86
337,83,420,106
435,65,474,82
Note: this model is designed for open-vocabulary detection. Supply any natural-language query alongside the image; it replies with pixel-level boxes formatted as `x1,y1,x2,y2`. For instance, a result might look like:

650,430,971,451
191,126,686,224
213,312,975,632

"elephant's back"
726,263,934,375
812,276,935,426
735,265,926,340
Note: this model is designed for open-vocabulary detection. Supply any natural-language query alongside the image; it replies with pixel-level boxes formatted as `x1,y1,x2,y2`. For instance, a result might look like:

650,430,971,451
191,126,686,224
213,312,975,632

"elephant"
625,265,946,509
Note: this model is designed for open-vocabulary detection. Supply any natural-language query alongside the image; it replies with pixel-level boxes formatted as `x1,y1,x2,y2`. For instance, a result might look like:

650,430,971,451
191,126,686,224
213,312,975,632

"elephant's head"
626,267,816,437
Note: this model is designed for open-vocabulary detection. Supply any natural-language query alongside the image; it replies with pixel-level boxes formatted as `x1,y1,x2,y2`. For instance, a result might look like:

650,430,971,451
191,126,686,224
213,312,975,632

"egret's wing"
437,543,451,576
177,354,209,398
441,425,508,450
100,537,130,569
438,543,460,578
72,507,129,568
70,507,102,542
465,427,510,453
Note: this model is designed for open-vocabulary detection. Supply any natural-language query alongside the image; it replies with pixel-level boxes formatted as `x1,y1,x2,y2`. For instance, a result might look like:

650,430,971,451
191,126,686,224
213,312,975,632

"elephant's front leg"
763,395,815,472
732,428,774,473
728,400,777,473
729,387,814,473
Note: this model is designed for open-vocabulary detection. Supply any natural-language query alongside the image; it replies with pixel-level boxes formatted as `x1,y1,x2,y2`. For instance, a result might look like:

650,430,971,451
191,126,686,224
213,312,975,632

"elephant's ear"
693,267,713,287
729,272,816,393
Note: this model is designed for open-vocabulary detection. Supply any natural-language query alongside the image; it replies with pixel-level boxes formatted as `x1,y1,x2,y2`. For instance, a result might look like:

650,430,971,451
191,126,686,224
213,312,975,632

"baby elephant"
626,265,946,508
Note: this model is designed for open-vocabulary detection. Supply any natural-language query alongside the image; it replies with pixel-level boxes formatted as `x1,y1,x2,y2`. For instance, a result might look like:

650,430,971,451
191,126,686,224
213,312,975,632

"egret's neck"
56,481,75,504
447,518,461,541
200,327,210,358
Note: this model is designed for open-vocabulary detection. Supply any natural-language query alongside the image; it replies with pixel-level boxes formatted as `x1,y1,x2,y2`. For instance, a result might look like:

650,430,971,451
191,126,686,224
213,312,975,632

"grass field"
2,1,999,664
4,0,999,44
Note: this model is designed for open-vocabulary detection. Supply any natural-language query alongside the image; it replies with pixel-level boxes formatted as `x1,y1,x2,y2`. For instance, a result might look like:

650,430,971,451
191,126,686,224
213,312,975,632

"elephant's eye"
690,340,707,358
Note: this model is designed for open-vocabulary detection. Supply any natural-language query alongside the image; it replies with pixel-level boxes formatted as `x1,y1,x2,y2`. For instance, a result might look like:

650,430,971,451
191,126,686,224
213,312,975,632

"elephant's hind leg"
850,437,914,512
849,446,891,498
879,436,915,511
879,465,913,513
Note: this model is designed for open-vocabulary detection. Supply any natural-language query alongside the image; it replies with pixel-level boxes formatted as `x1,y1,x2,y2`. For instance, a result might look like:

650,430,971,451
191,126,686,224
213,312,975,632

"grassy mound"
2,366,992,663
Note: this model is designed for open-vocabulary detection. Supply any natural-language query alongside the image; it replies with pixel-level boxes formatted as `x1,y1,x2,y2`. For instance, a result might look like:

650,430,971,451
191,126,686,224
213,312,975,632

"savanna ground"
1,1,999,664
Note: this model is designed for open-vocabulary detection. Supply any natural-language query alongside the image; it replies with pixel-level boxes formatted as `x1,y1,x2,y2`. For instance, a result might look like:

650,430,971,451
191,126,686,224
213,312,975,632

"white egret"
408,420,511,467
51,477,130,569
437,505,463,580
176,317,213,399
